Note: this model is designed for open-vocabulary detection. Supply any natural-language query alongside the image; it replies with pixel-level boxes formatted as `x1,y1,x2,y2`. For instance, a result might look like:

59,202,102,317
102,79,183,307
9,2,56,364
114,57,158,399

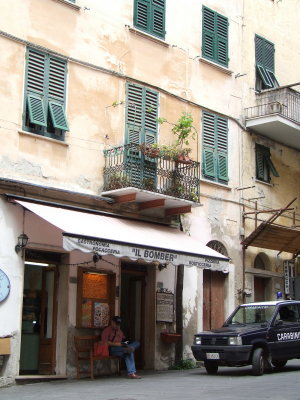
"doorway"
120,263,146,370
20,261,58,375
254,276,270,302
203,270,226,330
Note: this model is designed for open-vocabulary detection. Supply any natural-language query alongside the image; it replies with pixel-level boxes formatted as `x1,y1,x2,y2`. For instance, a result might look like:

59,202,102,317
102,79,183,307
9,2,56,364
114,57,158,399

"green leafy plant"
169,358,196,370
142,177,156,191
106,173,130,190
157,112,196,162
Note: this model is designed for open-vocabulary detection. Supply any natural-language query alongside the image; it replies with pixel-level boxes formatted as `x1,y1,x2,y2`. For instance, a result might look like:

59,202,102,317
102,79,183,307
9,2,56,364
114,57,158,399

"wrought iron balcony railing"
245,87,300,124
103,144,200,202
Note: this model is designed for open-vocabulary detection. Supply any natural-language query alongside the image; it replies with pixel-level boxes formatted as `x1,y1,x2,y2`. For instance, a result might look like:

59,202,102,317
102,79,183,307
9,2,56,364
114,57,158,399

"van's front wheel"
252,348,265,376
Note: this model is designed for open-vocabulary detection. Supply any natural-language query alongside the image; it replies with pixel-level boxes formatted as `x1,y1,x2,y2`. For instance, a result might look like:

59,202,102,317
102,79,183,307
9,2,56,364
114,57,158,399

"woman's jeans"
109,341,140,374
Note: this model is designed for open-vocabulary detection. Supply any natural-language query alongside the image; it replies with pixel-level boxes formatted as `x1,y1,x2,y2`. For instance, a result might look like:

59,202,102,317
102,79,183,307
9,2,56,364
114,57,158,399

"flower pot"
176,154,192,164
160,332,182,344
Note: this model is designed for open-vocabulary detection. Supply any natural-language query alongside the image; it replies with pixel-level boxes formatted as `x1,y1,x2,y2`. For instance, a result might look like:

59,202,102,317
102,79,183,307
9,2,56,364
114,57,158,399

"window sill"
51,0,80,10
127,26,169,48
200,178,232,190
255,179,273,187
199,57,233,76
19,130,69,147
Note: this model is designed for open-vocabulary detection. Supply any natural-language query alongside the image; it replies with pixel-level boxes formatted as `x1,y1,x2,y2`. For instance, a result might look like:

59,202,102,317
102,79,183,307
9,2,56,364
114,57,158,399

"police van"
191,300,300,376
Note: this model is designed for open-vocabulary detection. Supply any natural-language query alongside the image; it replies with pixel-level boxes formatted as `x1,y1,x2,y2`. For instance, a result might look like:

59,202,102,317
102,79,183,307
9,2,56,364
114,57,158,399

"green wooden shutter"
203,148,216,178
126,83,143,146
144,88,158,144
216,117,228,181
134,0,150,32
48,56,69,130
49,101,69,130
27,94,47,127
26,49,47,127
134,0,165,39
216,14,228,66
152,0,165,38
202,112,217,178
255,35,278,88
202,7,215,61
203,7,228,66
256,145,268,181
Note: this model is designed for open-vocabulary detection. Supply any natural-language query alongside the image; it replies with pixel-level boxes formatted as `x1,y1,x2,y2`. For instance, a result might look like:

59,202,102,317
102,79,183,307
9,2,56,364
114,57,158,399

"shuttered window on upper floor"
202,6,229,67
255,144,279,183
24,48,69,140
255,35,279,90
202,111,228,183
134,0,166,39
125,82,159,147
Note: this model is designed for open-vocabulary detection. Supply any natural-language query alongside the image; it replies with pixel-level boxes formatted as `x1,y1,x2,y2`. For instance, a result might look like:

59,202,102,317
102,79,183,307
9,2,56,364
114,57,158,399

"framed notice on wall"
156,292,174,323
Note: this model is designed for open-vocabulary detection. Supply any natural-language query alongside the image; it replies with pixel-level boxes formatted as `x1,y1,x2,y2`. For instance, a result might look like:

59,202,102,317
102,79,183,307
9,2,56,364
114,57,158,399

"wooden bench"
74,335,121,379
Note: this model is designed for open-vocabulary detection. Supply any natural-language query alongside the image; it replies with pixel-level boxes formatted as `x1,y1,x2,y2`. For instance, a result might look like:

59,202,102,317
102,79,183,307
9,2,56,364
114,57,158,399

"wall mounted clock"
0,269,10,303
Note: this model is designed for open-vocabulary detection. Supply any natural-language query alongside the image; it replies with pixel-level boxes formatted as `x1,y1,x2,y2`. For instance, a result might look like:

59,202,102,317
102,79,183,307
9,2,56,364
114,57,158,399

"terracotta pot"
160,332,182,344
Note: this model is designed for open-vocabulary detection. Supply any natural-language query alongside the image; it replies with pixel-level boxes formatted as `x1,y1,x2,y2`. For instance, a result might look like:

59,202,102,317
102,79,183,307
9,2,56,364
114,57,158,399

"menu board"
156,292,174,323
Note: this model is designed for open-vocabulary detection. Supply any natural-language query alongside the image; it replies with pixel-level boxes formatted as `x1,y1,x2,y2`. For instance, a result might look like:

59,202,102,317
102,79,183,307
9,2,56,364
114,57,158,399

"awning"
242,221,300,257
15,200,229,272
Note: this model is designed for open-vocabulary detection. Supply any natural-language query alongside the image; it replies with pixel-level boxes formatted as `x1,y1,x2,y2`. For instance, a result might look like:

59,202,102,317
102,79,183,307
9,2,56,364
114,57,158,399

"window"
125,82,159,185
255,35,279,90
134,0,165,39
255,144,279,183
23,48,69,140
202,6,228,67
202,112,228,183
125,82,159,147
76,268,116,328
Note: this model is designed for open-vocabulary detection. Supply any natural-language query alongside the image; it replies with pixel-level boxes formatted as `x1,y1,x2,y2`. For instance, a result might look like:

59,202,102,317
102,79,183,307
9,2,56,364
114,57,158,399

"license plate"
206,352,220,360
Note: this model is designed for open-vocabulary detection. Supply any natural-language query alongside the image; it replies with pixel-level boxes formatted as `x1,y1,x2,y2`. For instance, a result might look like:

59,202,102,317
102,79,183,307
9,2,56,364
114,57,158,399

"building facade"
0,0,299,386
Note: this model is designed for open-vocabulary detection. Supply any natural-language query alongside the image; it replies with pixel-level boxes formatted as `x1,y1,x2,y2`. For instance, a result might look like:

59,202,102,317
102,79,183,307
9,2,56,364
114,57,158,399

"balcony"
245,86,300,150
101,144,201,218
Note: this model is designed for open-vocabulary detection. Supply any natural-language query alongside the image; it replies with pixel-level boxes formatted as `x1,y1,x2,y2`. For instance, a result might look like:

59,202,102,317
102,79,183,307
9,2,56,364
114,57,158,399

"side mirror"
274,319,283,326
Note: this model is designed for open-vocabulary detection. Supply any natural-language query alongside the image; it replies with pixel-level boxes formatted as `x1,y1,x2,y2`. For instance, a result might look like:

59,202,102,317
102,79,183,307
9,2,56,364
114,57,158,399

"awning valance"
15,200,229,271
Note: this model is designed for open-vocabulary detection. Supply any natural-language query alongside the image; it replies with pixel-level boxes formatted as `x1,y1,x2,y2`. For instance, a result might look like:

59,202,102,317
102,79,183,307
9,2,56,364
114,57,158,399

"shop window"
76,268,116,329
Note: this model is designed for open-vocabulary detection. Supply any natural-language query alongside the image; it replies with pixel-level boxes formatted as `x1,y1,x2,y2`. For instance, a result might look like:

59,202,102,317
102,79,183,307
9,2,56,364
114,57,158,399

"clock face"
0,269,10,303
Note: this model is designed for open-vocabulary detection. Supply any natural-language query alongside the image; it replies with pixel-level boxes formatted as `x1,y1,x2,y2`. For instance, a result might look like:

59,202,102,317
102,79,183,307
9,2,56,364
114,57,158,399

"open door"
38,267,58,374
121,264,146,370
20,263,58,375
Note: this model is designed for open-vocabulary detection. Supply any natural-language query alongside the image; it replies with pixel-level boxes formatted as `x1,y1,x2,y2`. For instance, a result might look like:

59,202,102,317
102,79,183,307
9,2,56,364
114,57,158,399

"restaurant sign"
63,235,228,272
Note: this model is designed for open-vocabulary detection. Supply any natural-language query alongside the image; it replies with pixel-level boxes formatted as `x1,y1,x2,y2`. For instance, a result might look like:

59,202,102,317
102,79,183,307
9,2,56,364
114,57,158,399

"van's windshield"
225,305,276,325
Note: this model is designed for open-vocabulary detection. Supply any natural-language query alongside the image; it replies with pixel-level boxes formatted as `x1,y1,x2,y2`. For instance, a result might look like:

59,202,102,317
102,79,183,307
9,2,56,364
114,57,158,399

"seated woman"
101,316,141,379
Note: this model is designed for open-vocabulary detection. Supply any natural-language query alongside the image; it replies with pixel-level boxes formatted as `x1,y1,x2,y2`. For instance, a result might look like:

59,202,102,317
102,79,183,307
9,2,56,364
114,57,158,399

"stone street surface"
1,361,300,400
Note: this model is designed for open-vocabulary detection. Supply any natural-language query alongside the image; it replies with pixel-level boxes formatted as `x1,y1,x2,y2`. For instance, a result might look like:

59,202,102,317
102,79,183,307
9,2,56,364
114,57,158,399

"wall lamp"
15,233,29,254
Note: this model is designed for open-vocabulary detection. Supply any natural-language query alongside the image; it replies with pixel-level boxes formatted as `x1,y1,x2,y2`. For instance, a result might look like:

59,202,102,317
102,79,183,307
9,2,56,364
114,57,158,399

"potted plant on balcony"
139,143,161,158
106,173,130,190
158,112,196,164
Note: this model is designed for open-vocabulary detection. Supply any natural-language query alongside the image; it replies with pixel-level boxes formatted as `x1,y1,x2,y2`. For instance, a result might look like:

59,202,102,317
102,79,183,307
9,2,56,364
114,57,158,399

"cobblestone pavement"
1,361,300,400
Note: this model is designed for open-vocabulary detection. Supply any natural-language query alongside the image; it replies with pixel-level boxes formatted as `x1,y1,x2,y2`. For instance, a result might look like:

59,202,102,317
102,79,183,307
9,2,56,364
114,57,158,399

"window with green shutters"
125,82,159,185
255,144,279,183
134,0,165,39
202,112,228,183
23,48,69,140
255,35,279,90
202,6,229,67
